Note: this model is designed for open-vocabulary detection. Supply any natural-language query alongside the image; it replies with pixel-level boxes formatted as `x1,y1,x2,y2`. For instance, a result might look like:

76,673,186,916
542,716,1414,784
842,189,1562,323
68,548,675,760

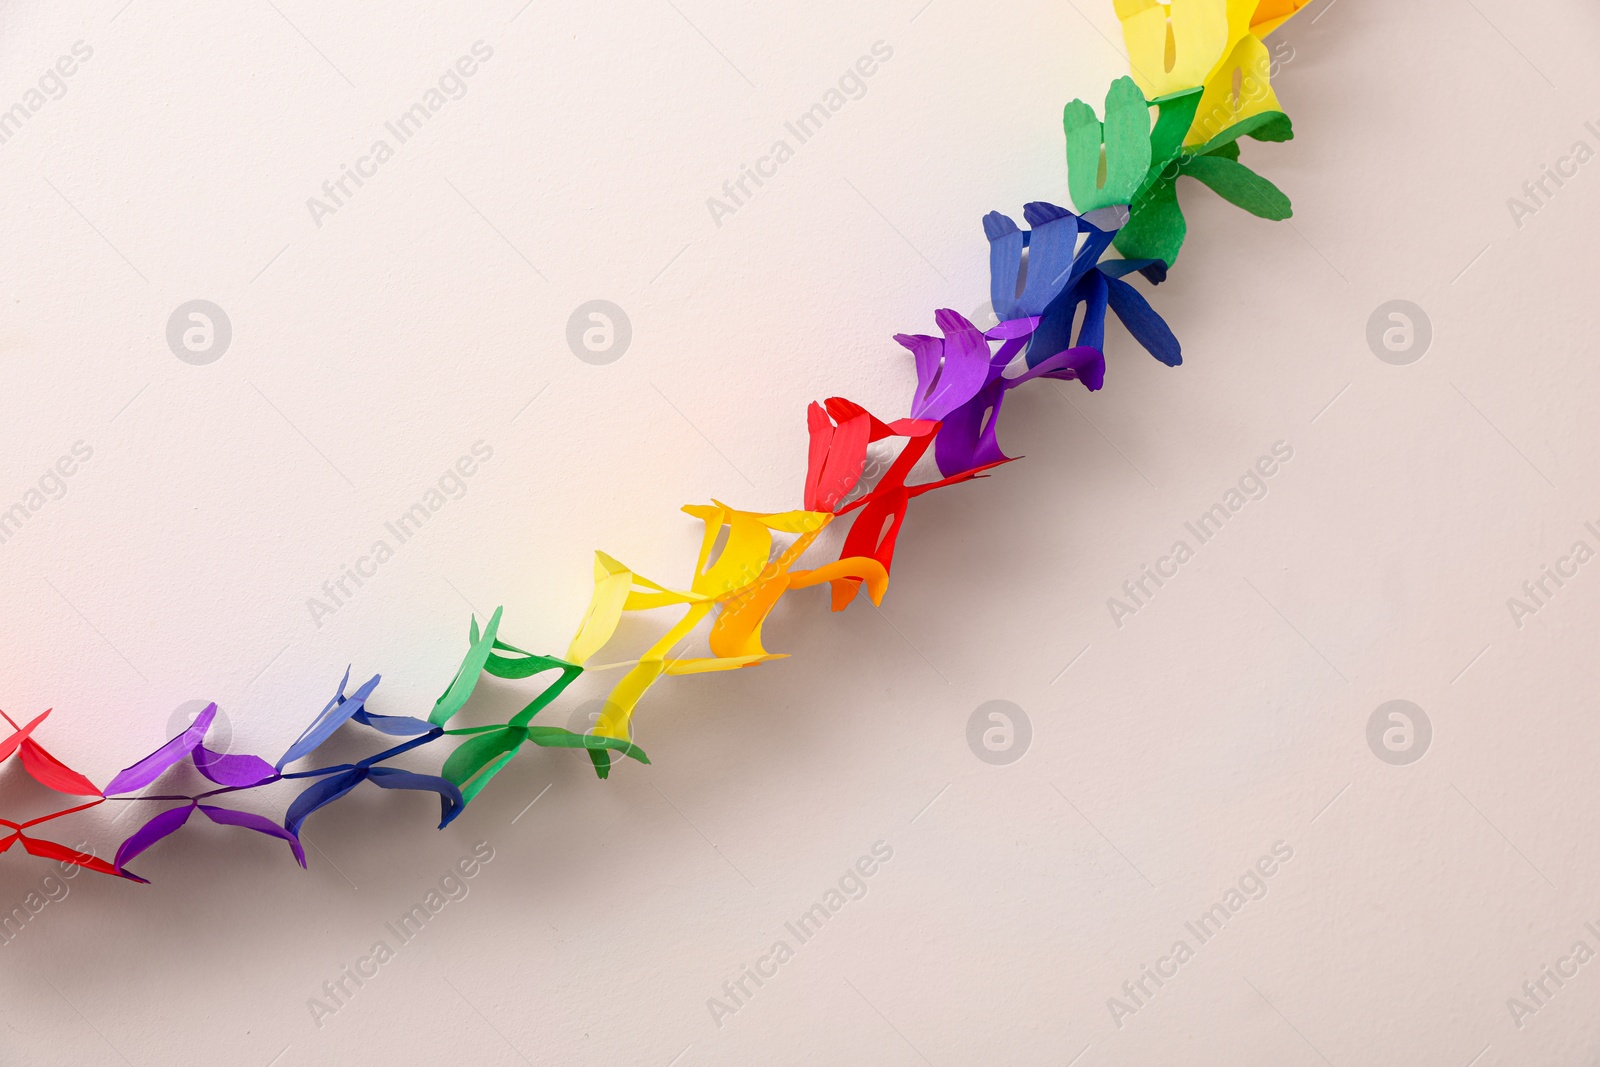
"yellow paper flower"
1114,0,1306,145
566,502,886,746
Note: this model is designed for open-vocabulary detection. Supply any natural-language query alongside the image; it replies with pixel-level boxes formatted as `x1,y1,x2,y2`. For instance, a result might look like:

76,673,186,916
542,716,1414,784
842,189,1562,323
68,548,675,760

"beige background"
1,0,1598,1063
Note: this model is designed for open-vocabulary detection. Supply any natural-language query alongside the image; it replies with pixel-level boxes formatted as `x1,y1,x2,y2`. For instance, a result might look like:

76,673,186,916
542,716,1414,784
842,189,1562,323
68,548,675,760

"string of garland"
1,0,1309,882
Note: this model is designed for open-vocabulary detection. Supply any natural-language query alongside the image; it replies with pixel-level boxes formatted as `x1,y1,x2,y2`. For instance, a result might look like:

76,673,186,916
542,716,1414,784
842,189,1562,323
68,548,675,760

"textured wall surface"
0,0,1597,1063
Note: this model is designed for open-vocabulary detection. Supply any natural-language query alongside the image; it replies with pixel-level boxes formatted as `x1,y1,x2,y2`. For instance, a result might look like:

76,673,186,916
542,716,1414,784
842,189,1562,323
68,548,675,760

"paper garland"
3,0,1306,882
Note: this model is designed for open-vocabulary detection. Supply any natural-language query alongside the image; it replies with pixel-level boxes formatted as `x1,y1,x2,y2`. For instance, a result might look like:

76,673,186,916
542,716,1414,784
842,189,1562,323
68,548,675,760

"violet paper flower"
895,309,1102,477
103,702,278,795
892,197,1182,477
115,801,306,875
106,702,303,878
890,201,1181,478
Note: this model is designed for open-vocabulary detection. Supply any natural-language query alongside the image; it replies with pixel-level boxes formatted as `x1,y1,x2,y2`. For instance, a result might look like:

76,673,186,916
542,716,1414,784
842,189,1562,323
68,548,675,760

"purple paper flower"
103,703,276,796
115,801,306,877
895,309,1103,476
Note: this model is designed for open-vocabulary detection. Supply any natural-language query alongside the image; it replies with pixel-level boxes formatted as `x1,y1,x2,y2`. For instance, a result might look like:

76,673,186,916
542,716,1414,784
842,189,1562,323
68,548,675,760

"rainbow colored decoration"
2,0,1310,882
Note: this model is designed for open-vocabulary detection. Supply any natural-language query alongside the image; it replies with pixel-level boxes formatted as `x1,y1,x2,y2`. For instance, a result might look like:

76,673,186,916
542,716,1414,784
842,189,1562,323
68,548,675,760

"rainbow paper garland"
2,0,1310,883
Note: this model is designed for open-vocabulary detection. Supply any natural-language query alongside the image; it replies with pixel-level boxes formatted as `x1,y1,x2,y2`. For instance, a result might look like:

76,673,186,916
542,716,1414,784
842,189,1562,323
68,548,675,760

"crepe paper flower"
114,801,306,879
805,403,937,513
276,669,435,773
103,701,277,795
565,503,889,762
985,198,1115,324
282,618,507,765
0,801,137,881
1185,2,1297,147
0,709,102,796
1065,76,1153,214
1114,0,1302,146
274,623,507,778
443,656,646,798
987,201,1118,349
444,614,662,780
438,631,637,791
283,730,465,836
895,310,1106,476
898,309,999,423
565,507,839,674
1115,86,1293,268
809,398,1007,609
275,655,480,828
453,724,650,789
986,203,1180,379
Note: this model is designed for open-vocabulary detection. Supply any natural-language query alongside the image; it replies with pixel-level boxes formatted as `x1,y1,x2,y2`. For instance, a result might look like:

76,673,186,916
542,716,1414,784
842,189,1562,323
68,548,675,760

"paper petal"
349,711,438,736
1014,213,1081,317
1182,154,1292,220
193,745,278,788
277,670,381,770
1106,276,1182,366
365,767,465,829
804,402,873,512
114,804,196,870
1065,77,1151,212
284,769,365,837
22,834,141,882
428,608,503,726
104,703,217,795
524,726,650,765
983,211,1025,321
198,805,307,868
933,379,1009,475
19,741,102,796
1117,177,1187,266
